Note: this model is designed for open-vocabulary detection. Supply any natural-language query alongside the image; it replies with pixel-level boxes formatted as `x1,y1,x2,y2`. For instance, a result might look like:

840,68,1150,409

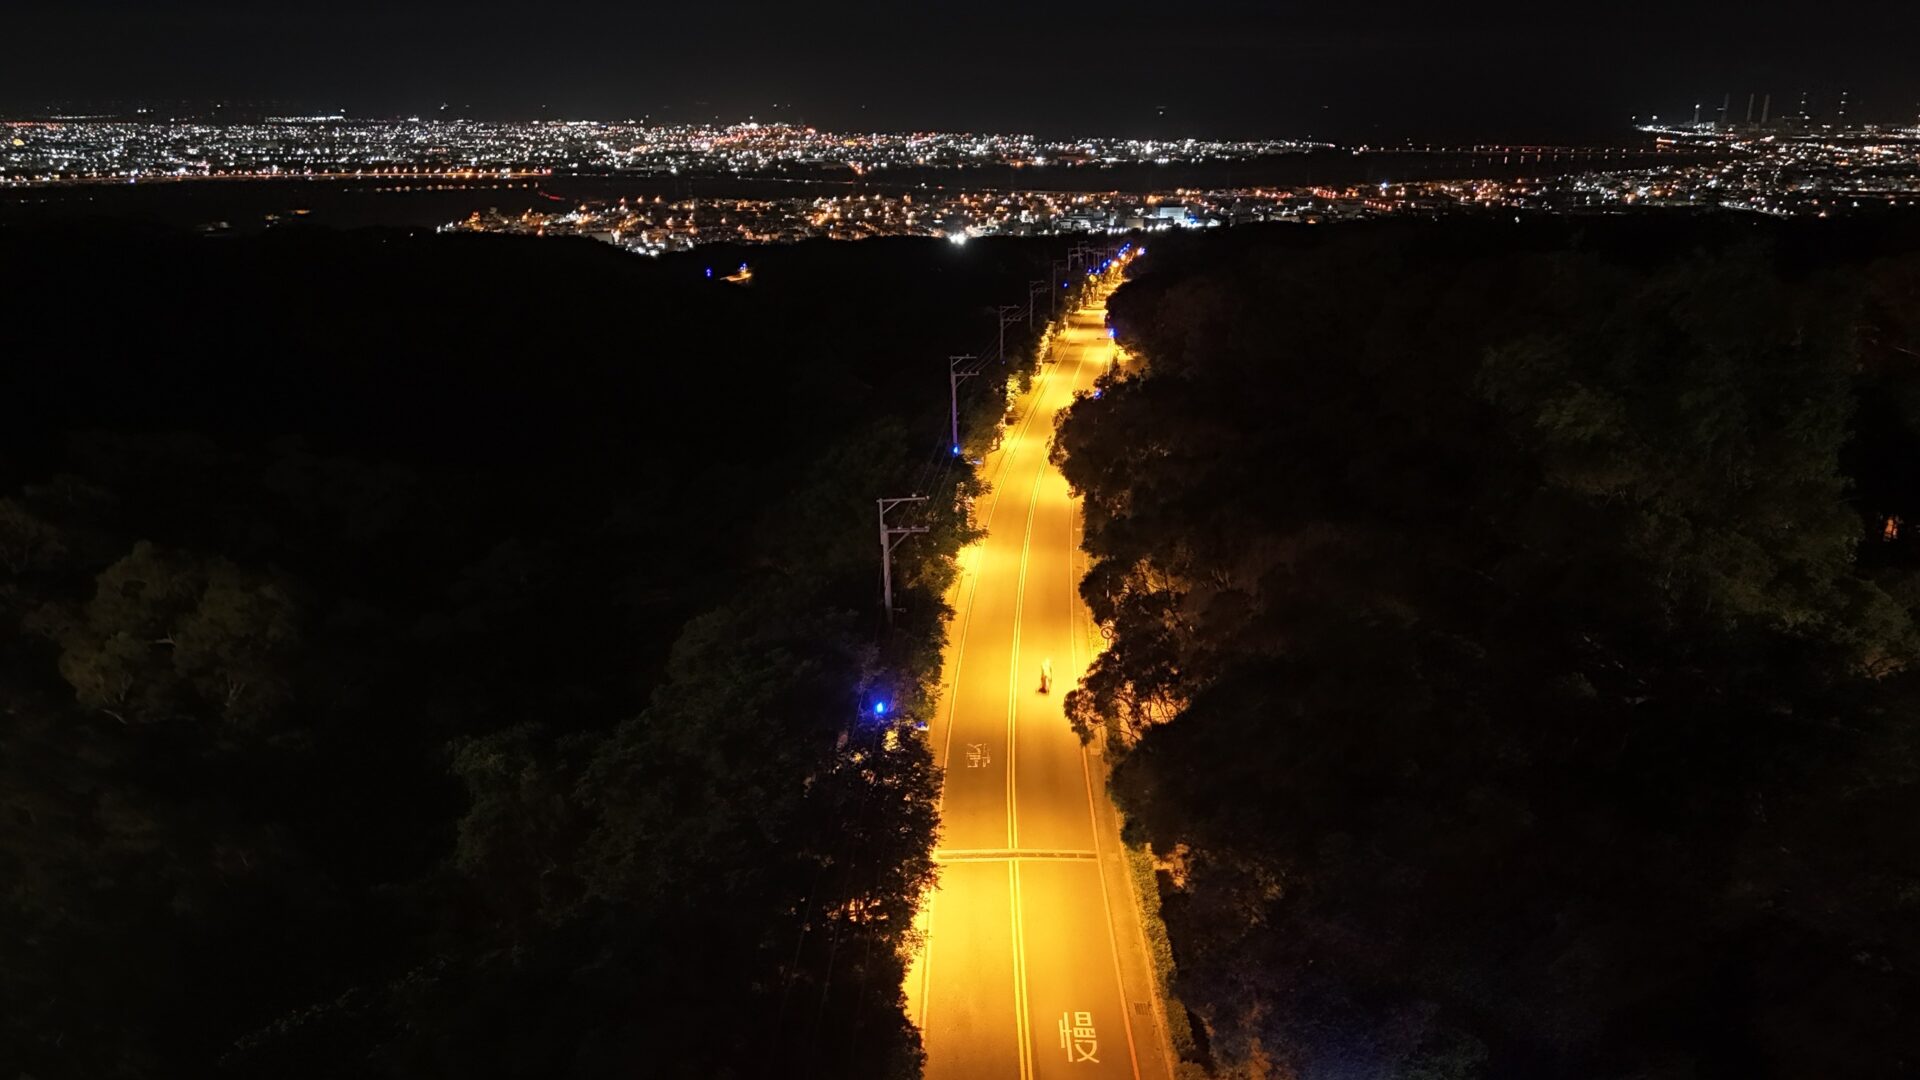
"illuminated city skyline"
6,114,1913,237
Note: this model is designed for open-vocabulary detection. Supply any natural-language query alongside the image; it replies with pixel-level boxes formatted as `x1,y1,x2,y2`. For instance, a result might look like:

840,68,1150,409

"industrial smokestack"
1720,92,1731,128
1746,93,1756,125
1761,94,1771,125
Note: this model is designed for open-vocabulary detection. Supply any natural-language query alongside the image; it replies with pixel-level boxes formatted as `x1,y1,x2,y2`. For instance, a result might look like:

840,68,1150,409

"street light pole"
949,354,978,454
877,495,929,624
996,305,1022,363
1070,241,1099,278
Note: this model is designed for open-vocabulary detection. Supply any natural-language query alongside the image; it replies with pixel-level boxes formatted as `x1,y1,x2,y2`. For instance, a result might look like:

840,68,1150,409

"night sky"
8,0,1917,141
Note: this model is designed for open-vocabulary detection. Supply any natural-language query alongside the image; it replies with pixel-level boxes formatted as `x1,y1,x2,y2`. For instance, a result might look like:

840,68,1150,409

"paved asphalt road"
906,290,1174,1080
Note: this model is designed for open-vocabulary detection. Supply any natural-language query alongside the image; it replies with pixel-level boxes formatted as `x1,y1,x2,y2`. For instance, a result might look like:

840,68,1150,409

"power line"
877,496,929,624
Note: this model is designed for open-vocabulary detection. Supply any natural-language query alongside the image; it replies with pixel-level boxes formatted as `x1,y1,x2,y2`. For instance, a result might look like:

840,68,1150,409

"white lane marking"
1066,303,1147,1080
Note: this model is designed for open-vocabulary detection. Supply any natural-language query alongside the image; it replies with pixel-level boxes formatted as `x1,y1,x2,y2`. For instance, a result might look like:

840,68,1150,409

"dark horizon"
7,1,1918,143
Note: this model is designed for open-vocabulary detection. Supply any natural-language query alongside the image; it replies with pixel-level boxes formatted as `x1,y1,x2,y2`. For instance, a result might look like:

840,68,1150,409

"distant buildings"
438,127,1920,254
7,116,1914,240
0,118,1323,186
439,190,1269,251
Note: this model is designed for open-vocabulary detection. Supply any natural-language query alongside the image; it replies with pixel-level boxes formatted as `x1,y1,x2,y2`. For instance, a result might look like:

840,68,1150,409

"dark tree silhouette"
1057,219,1920,1080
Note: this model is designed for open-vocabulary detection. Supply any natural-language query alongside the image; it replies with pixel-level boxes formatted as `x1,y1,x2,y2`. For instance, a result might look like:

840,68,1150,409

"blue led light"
874,700,888,717
951,445,961,455
704,267,713,278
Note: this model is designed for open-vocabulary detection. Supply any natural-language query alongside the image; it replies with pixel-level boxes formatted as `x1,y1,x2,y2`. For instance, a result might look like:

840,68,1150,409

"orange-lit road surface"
907,292,1174,1080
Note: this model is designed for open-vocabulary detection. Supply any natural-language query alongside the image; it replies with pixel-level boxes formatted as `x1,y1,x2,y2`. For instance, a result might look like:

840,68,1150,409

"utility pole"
996,305,1022,363
1051,259,1069,319
877,496,929,624
949,355,978,454
1027,279,1048,325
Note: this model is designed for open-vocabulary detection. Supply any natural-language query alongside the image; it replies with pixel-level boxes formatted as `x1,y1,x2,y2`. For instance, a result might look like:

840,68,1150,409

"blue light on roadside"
874,700,888,717
951,445,960,456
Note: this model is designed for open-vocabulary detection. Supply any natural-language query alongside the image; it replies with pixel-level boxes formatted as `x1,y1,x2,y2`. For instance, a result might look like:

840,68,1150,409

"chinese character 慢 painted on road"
966,742,991,768
1057,1010,1098,1064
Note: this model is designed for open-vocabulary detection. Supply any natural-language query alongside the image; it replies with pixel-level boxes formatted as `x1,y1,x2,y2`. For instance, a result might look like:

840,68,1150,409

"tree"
36,541,300,730
1064,221,1920,1079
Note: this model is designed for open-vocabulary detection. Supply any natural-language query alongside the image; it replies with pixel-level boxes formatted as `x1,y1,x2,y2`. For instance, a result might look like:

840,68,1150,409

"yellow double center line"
1003,356,1050,1080
1005,317,1097,1080
917,313,1087,1069
1009,861,1035,1079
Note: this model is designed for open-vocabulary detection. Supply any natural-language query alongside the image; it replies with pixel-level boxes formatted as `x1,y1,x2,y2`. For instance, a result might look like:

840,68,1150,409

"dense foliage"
0,224,1050,1078
1056,219,1920,1079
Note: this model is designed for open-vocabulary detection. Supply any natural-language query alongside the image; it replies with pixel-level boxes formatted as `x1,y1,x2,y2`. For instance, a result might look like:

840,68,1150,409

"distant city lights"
7,116,1914,250
0,116,1325,187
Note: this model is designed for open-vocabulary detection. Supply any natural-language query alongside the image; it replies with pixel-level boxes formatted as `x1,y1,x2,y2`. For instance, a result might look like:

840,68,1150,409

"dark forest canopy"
0,224,1060,1078
1057,217,1920,1079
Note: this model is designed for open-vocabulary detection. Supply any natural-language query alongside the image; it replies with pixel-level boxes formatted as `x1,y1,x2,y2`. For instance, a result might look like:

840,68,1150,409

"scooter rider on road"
1039,657,1053,693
